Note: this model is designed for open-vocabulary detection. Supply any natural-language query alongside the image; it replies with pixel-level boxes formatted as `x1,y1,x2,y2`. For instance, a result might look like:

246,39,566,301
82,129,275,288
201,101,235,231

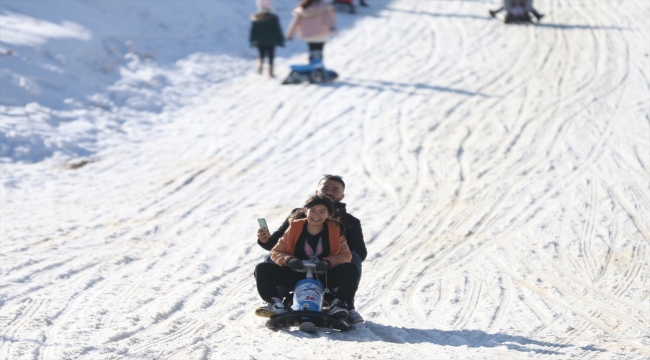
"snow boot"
255,297,284,317
348,308,365,324
329,298,349,319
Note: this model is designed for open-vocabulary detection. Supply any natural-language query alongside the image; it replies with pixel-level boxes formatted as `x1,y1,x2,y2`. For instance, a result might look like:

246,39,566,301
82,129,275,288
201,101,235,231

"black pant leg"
267,46,275,66
255,262,305,301
258,46,275,66
323,263,359,303
307,42,325,62
257,46,266,62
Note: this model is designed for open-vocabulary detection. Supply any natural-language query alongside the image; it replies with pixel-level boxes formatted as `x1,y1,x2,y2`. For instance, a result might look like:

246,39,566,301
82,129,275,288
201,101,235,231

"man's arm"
256,208,301,251
343,214,367,261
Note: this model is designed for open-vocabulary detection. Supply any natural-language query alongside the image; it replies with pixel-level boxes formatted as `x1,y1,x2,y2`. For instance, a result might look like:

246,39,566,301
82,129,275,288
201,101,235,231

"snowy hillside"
1,0,649,359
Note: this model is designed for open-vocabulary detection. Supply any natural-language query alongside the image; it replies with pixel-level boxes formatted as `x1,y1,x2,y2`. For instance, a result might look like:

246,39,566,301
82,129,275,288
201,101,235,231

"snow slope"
1,0,649,359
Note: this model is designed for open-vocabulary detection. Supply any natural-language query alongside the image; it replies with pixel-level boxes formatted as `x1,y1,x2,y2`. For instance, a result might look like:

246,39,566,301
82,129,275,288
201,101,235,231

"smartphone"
258,218,269,232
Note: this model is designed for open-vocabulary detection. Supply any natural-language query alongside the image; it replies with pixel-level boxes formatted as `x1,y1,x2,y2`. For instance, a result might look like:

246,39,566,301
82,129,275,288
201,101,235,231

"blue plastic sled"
282,59,338,85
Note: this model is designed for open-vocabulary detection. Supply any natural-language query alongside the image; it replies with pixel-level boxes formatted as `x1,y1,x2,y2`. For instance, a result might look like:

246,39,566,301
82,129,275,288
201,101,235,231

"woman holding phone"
254,195,358,319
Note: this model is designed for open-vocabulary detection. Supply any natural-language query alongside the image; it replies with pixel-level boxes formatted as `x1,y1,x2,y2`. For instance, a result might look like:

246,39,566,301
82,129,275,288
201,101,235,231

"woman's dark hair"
289,194,340,225
290,194,334,218
305,194,334,214
299,0,320,9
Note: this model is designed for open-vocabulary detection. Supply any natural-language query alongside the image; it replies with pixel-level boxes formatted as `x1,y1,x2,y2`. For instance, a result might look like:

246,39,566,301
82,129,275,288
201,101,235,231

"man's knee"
351,252,362,272
337,262,359,278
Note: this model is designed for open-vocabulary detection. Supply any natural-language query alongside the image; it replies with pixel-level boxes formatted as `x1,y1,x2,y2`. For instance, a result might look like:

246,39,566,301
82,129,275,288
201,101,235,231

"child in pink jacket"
286,0,337,62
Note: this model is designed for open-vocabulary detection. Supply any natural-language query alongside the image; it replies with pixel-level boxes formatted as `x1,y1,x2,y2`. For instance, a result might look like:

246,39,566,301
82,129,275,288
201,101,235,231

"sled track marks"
489,275,514,332
400,135,608,322
124,266,253,357
513,253,649,335
0,299,45,360
533,242,646,314
3,1,649,358
605,181,650,246
360,0,616,324
454,277,483,329
491,256,650,354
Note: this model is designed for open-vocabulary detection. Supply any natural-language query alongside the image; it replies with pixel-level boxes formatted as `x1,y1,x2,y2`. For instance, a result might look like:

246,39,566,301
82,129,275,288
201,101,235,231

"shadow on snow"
359,324,584,355
384,7,629,30
284,323,607,356
331,79,493,98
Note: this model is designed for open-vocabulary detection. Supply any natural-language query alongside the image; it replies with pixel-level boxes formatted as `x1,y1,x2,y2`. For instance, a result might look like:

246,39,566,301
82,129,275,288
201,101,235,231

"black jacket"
250,13,285,48
257,202,367,261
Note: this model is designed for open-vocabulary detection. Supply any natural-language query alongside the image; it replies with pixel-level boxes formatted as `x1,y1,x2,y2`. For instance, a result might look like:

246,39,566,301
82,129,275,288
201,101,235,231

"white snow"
1,0,649,359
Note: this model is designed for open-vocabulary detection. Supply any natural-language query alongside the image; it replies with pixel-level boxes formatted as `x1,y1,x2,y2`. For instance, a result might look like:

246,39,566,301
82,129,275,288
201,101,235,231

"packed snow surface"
1,0,649,359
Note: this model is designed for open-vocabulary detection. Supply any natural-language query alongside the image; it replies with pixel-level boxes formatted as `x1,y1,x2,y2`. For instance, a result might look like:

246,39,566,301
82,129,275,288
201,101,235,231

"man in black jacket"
256,174,367,323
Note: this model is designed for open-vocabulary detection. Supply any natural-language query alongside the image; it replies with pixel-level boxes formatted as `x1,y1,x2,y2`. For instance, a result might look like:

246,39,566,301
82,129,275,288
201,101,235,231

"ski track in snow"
1,0,649,359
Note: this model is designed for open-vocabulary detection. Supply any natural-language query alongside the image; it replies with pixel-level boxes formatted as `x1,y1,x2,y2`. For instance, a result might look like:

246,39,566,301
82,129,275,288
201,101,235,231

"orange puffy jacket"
270,218,352,268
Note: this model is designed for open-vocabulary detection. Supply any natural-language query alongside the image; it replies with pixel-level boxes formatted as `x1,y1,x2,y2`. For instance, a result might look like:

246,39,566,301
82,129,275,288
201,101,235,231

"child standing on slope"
250,0,285,77
286,0,337,63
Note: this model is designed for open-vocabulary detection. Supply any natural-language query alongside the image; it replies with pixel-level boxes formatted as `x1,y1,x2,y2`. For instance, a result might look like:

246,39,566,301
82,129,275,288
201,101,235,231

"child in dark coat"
250,0,285,77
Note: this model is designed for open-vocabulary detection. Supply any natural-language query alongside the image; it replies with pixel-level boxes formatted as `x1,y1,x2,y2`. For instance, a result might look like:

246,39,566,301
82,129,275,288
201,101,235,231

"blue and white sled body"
265,261,351,333
282,59,338,85
292,277,324,312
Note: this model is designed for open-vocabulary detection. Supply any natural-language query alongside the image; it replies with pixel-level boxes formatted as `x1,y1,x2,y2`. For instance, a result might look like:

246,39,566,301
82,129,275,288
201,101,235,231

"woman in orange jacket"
255,195,358,319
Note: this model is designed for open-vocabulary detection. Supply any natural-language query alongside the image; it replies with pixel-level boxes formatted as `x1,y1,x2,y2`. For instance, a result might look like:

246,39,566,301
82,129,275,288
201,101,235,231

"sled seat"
290,60,324,73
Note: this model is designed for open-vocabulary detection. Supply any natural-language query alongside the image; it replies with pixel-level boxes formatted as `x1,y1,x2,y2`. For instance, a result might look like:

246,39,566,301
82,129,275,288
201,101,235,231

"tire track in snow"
513,253,649,335
454,277,483,329
356,0,548,322
582,178,601,283
491,256,650,354
38,273,107,360
400,95,616,330
127,266,253,357
128,276,234,356
533,242,646,313
611,242,646,303
602,178,650,245
2,1,648,357
488,275,514,332
0,299,45,360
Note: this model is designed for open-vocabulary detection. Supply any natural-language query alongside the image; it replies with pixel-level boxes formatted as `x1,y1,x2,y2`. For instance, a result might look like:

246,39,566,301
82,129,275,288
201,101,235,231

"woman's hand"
288,257,305,271
257,228,271,243
315,259,331,272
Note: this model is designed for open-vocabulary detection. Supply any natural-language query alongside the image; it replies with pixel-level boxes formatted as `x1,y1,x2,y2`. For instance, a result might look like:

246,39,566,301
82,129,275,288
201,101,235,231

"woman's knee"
255,261,276,276
336,262,359,278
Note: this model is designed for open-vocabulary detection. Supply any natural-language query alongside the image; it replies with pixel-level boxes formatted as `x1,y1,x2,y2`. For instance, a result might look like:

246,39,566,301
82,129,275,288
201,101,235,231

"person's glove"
315,259,331,272
288,257,305,271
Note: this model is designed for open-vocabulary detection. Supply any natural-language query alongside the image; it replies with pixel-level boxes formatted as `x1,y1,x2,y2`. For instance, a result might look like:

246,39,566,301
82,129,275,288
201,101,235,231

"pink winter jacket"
286,1,337,42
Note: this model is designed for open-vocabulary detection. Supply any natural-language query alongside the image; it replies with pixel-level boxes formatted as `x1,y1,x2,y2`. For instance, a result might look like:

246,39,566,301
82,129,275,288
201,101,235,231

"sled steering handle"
295,260,326,276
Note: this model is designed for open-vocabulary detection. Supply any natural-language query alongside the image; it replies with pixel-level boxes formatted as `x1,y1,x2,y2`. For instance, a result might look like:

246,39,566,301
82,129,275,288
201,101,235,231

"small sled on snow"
505,1,532,24
258,261,352,333
266,309,351,333
282,58,338,85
